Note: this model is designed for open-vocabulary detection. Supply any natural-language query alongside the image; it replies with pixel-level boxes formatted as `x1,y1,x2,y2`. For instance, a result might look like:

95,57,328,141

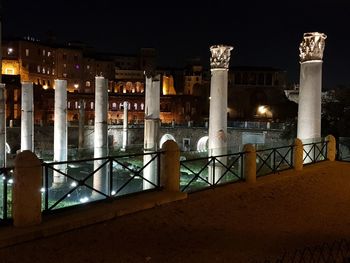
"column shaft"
0,84,6,167
93,77,108,196
53,80,68,187
21,82,34,152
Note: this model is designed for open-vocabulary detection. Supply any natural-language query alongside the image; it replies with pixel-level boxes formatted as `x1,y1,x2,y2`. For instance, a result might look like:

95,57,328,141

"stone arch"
196,136,208,152
159,134,176,149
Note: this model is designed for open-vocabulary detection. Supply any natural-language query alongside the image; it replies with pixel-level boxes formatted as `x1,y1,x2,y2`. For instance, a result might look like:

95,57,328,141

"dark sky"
2,0,350,88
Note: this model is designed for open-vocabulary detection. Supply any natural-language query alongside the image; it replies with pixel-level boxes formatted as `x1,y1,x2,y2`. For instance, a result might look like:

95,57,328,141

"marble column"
121,101,128,151
297,32,327,140
143,75,160,190
0,84,6,167
53,80,68,187
93,76,109,197
78,99,85,150
21,82,34,152
208,45,233,184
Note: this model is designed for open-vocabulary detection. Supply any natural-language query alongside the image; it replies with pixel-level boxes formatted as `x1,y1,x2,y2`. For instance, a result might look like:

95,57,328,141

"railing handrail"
180,151,246,163
42,150,162,166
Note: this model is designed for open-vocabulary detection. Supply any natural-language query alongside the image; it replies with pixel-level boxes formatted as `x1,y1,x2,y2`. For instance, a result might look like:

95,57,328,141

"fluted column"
143,74,160,190
21,82,34,152
93,76,109,197
208,45,233,184
52,80,68,187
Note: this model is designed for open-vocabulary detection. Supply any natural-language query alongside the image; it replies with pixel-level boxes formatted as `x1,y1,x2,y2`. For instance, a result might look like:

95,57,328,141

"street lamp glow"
258,106,267,114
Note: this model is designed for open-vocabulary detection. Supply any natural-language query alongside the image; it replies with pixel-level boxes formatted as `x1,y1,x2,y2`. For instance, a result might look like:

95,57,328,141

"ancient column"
121,101,128,151
78,99,85,150
21,82,34,152
0,84,6,167
93,76,109,197
297,32,327,164
297,32,327,140
143,75,160,190
52,80,67,187
208,45,233,184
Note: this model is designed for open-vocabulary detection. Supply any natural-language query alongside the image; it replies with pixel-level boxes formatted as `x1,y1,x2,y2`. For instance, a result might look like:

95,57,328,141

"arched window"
141,103,144,111
134,103,138,110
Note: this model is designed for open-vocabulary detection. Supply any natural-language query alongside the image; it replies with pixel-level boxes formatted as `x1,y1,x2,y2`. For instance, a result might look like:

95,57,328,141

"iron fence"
180,152,244,192
0,167,14,224
302,140,328,165
41,151,161,212
256,145,294,177
263,239,350,263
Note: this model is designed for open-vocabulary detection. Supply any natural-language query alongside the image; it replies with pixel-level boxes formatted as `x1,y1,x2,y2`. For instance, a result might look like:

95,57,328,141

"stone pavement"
0,161,350,263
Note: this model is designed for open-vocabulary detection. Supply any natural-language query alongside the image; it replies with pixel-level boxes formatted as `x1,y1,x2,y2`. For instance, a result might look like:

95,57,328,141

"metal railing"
180,152,244,192
256,145,294,177
263,239,350,263
41,151,161,212
0,167,14,224
302,140,328,165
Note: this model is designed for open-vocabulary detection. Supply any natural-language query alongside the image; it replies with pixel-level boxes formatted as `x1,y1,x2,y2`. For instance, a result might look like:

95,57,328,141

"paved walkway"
1,161,350,262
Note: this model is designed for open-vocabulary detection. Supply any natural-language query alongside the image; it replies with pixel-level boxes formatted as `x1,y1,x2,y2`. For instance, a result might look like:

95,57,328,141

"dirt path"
1,161,350,262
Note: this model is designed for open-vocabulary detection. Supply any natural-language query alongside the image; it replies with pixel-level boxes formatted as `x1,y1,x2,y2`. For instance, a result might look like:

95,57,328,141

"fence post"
294,138,303,171
326,134,336,161
160,140,180,191
13,150,42,227
243,144,256,183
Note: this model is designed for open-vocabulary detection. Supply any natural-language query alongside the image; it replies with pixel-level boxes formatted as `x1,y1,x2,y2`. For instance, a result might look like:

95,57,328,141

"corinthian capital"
299,32,327,62
210,45,234,70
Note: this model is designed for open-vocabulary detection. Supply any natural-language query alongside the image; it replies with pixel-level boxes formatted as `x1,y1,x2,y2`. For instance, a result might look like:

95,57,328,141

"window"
47,51,51,57
25,49,29,56
86,65,90,70
43,50,46,56
134,103,138,110
7,48,14,55
42,67,45,74
63,73,67,78
75,101,78,109
63,64,67,68
85,81,91,87
90,102,94,109
52,69,55,75
112,102,117,109
37,65,41,73
67,102,71,109
5,68,14,75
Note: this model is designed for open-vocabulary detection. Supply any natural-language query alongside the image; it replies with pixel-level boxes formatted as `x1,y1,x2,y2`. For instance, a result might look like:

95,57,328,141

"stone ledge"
0,190,187,248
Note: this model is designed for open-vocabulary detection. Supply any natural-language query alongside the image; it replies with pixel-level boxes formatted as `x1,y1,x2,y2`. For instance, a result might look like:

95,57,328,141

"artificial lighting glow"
111,190,116,196
43,85,49,90
67,194,71,197
74,84,79,89
2,176,5,180
40,187,45,193
7,48,13,54
71,181,78,187
258,106,267,114
8,179,14,184
209,96,211,100
80,197,89,203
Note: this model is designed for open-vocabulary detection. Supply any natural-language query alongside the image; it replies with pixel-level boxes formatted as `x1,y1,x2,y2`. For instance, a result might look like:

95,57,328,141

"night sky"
2,0,350,89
